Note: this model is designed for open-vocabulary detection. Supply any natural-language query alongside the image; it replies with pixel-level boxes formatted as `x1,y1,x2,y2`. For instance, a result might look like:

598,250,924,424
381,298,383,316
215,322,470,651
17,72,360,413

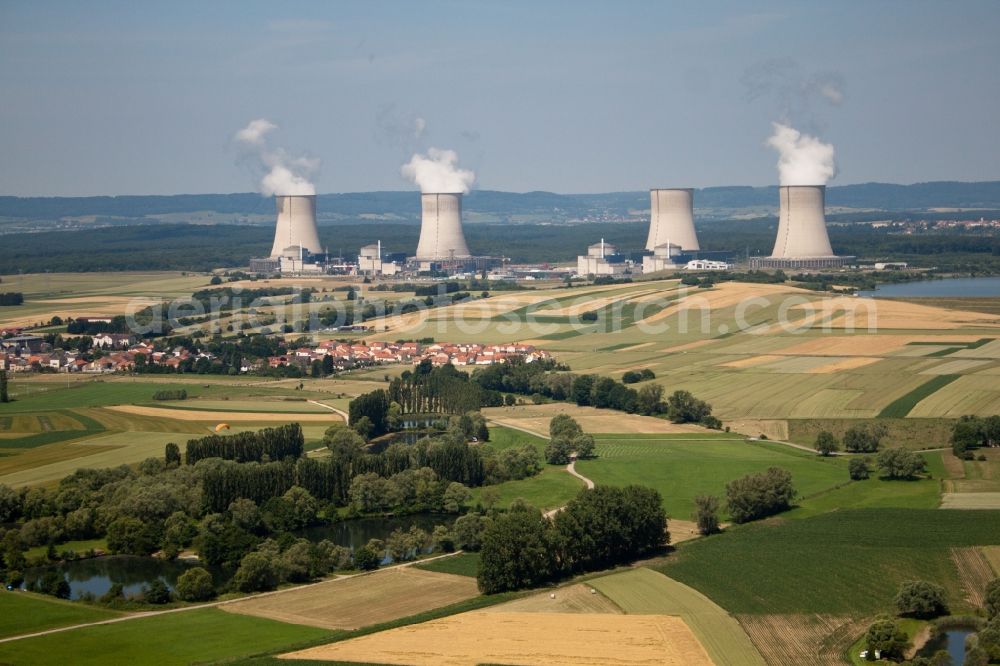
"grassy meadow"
0,608,330,665
0,592,121,639
575,434,849,519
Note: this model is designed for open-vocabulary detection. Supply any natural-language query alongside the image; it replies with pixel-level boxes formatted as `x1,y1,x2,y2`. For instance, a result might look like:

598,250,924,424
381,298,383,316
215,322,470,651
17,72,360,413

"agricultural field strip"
281,610,713,666
590,567,766,666
221,566,479,631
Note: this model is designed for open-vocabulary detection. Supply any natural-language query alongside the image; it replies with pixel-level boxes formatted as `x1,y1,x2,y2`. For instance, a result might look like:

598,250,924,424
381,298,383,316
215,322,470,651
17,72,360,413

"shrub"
865,616,909,661
175,567,215,602
877,448,926,480
692,495,720,535
144,579,172,604
232,552,278,592
849,457,870,480
353,544,380,571
725,467,795,524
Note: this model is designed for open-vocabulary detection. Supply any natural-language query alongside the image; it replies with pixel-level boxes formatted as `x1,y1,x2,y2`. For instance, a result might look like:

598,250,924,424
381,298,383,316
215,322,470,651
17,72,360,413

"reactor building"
750,185,852,270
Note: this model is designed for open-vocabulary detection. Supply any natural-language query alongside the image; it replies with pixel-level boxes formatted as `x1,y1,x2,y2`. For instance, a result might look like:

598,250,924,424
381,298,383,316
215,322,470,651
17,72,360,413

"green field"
414,552,481,578
575,435,849,519
0,608,329,665
471,427,586,511
590,567,765,666
657,508,1000,615
0,592,121,639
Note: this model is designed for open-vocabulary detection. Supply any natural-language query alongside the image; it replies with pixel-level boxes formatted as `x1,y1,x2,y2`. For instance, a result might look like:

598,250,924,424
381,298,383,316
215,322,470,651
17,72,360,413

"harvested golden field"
737,614,869,666
983,546,1000,575
483,403,706,435
808,356,883,373
726,419,789,441
486,583,622,614
720,354,785,368
950,547,995,608
282,611,712,666
818,296,1000,330
778,334,939,357
222,566,477,631
662,339,716,354
105,405,343,423
940,492,1000,509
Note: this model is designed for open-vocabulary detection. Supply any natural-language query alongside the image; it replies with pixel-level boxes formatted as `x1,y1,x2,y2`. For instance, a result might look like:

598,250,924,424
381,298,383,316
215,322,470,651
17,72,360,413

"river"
859,276,1000,298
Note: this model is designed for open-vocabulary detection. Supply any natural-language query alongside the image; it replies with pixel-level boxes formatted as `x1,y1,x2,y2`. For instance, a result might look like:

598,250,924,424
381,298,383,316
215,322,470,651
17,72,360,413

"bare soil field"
483,403,706,435
105,405,343,423
950,547,995,608
223,566,477,631
486,583,622,614
737,614,869,666
281,611,712,666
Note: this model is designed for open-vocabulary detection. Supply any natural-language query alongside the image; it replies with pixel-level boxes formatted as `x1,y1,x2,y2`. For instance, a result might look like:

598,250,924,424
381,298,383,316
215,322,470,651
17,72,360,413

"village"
0,328,551,375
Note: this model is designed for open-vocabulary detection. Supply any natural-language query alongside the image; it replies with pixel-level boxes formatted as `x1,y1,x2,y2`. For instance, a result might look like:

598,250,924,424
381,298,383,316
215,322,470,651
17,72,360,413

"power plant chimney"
646,188,699,251
270,195,322,258
770,185,834,259
415,193,471,260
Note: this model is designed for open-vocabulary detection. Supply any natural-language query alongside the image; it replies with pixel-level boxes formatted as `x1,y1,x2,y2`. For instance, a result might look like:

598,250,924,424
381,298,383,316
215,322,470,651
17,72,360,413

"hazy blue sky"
1,1,998,196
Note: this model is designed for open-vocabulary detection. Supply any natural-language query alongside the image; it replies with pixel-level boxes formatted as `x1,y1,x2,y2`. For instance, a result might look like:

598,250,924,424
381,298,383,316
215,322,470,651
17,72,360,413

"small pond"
22,555,225,601
918,628,974,665
23,513,456,599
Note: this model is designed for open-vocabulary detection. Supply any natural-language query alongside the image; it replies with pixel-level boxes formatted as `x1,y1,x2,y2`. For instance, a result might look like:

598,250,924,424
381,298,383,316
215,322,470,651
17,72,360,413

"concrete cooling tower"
646,188,699,252
270,195,322,258
415,193,471,260
751,185,850,269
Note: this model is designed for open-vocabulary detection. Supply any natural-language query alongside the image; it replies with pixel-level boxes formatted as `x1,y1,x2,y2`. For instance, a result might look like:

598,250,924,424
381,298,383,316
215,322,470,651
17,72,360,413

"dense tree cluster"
477,486,667,594
725,467,796,524
544,415,595,464
0,292,25,306
894,580,948,619
152,389,187,401
621,368,655,384
865,616,909,661
875,448,927,480
185,424,304,465
843,423,889,453
388,362,486,416
951,415,1000,457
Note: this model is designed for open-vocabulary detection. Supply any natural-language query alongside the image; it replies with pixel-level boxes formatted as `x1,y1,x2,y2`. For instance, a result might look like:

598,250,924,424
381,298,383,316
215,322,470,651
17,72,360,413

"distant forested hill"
3,181,1000,226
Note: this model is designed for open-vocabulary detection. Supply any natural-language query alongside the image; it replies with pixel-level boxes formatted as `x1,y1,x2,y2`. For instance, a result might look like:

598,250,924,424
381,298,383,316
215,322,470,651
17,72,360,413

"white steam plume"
766,122,836,186
234,119,317,196
401,147,475,194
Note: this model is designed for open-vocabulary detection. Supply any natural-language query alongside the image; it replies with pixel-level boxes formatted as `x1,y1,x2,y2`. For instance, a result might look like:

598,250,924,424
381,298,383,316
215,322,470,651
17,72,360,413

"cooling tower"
770,185,835,258
415,193,471,260
270,195,322,258
646,188,699,251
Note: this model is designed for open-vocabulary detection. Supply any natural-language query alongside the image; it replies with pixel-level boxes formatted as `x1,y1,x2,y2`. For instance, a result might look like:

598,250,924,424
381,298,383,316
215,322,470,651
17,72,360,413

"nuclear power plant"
414,193,471,262
646,189,699,252
750,185,852,269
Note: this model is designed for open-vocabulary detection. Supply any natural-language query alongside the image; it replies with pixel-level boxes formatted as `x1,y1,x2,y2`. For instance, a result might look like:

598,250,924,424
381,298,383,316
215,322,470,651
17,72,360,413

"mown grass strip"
878,374,960,418
414,551,480,578
0,409,105,450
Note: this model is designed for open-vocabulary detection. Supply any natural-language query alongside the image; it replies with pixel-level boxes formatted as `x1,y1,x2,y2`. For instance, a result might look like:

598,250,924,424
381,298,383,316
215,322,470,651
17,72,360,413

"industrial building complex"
247,177,869,280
